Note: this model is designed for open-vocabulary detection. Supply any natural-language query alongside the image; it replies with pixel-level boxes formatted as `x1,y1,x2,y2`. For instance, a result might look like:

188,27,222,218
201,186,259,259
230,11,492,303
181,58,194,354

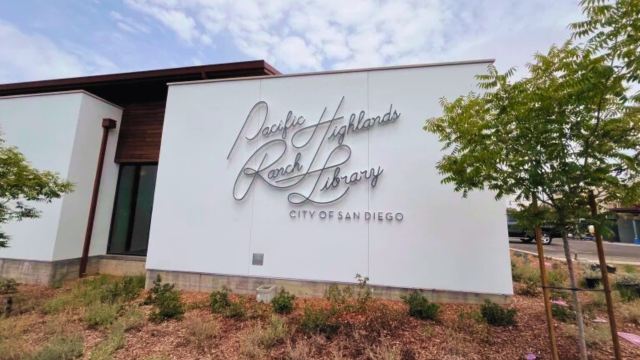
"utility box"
256,285,277,303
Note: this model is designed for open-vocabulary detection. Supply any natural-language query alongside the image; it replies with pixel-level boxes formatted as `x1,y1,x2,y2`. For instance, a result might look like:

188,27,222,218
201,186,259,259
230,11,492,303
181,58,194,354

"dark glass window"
107,164,158,256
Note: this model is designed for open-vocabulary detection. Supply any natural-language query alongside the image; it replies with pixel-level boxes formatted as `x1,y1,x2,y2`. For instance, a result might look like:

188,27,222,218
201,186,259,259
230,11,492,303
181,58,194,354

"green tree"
0,135,74,248
425,41,639,359
572,0,640,86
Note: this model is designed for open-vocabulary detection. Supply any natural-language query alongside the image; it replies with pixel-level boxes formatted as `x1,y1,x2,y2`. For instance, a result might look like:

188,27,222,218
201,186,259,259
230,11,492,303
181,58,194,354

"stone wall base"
0,255,145,285
1,257,510,303
146,269,511,304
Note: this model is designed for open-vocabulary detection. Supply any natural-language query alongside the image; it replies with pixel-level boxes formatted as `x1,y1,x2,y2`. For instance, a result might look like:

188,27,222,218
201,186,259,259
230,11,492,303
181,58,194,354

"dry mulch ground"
3,257,640,360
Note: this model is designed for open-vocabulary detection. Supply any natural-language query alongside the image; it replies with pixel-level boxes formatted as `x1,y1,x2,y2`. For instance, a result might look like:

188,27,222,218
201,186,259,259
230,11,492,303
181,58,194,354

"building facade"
0,60,512,303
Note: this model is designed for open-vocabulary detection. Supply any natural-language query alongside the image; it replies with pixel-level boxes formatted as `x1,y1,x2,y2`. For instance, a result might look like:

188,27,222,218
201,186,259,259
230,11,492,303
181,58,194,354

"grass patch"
183,314,219,352
84,302,121,328
89,330,125,360
29,335,84,360
565,324,612,348
365,342,402,360
114,308,145,332
0,315,30,360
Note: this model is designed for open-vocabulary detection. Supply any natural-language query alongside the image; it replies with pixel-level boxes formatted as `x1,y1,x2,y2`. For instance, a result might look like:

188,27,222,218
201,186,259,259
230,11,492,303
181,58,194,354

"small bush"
84,302,121,328
551,304,574,323
547,267,569,288
511,259,540,285
325,284,347,303
401,291,440,320
146,276,184,323
89,329,125,360
30,335,84,360
0,278,19,294
272,288,295,314
184,314,219,352
515,278,540,297
285,339,314,360
101,276,145,304
209,286,232,314
300,305,341,335
223,300,245,319
480,300,517,327
620,302,640,325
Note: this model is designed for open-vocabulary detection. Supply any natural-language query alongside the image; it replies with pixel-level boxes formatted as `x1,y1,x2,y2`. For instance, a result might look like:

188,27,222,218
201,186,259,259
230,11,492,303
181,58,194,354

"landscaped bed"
2,252,640,360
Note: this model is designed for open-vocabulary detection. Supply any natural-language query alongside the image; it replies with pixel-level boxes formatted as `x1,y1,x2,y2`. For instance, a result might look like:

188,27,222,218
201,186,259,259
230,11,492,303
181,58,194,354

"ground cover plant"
1,253,640,359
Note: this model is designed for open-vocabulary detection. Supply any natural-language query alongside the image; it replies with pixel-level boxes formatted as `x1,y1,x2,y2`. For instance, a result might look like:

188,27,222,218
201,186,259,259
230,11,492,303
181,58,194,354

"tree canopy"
0,136,73,248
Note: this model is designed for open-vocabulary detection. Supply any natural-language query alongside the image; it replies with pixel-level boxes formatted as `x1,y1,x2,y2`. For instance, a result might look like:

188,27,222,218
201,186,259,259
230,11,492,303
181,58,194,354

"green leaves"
0,137,74,248
424,9,639,229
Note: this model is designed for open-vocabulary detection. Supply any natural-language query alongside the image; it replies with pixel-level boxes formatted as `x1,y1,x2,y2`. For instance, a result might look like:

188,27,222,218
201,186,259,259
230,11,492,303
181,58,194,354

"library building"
0,59,512,303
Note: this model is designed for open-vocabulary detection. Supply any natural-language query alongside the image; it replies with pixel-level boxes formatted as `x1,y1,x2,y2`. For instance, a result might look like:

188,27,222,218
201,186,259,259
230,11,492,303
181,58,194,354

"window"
107,164,158,256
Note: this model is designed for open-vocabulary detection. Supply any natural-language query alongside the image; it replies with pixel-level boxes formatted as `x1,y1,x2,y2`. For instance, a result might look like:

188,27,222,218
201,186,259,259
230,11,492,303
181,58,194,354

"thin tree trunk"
561,231,588,359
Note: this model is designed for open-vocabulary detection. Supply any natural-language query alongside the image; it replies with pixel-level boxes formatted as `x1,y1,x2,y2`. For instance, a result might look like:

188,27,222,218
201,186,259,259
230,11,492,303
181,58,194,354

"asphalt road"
509,238,640,265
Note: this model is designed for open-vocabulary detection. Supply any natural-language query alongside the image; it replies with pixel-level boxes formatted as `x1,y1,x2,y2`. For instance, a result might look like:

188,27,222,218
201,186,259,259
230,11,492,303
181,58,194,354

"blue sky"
0,0,584,84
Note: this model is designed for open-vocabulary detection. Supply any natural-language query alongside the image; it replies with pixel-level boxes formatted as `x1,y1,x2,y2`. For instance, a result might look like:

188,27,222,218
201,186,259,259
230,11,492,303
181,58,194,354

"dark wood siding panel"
115,101,166,163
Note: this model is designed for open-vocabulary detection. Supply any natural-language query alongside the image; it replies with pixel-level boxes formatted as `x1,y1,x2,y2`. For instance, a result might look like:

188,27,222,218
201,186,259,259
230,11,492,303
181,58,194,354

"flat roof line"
0,90,124,110
168,59,495,87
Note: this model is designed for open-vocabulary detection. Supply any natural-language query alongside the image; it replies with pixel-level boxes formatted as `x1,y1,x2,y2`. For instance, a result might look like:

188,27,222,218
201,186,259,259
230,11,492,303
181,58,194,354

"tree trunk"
561,231,588,359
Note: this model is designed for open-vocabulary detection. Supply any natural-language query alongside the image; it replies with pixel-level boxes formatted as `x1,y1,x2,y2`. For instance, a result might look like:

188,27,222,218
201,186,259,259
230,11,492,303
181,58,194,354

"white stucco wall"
53,94,123,260
0,91,122,262
149,62,513,296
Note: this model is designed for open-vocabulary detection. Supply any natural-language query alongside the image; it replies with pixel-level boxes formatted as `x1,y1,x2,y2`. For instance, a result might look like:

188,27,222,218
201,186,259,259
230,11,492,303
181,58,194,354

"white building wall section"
0,92,83,261
53,94,123,261
148,62,513,295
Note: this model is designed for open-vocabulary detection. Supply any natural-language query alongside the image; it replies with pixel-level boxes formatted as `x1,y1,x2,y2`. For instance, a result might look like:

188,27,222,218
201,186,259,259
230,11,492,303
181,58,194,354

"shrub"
146,276,184,323
511,259,540,285
84,302,121,328
223,300,245,319
209,286,232,314
183,314,219,352
89,329,125,360
615,273,640,286
620,302,640,325
0,278,19,294
547,267,569,287
551,304,574,323
101,276,145,304
515,278,540,297
325,284,347,303
30,335,84,360
400,291,440,320
272,288,295,314
300,305,341,335
480,300,517,327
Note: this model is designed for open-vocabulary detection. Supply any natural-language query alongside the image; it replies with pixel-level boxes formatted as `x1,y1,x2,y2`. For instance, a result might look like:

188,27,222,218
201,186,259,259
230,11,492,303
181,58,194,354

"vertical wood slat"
115,101,166,163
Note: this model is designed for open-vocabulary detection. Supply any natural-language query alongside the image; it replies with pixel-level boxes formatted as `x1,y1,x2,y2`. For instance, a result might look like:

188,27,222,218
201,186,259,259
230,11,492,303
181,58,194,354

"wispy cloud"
0,21,116,83
122,0,584,74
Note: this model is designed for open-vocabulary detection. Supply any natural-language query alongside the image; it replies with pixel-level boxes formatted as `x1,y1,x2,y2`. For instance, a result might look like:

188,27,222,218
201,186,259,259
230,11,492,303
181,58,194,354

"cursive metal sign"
228,96,400,205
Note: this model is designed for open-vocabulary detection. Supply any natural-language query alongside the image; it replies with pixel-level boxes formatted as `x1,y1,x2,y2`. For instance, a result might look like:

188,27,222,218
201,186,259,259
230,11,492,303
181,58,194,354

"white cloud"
110,11,151,34
0,21,117,83
122,0,584,74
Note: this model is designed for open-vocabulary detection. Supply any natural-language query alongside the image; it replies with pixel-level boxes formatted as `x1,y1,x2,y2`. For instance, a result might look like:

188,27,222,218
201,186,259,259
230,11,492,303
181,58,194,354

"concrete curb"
510,248,640,266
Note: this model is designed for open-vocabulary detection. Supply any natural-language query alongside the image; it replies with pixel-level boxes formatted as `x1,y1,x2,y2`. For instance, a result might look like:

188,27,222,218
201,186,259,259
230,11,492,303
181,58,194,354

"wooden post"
79,118,117,277
532,195,560,360
588,191,622,360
